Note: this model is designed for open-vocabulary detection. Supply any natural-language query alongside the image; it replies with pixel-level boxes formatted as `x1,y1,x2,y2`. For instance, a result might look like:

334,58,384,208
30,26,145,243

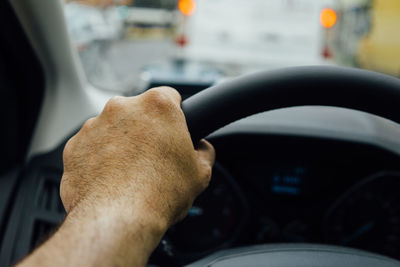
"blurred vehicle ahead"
181,0,336,76
124,0,179,40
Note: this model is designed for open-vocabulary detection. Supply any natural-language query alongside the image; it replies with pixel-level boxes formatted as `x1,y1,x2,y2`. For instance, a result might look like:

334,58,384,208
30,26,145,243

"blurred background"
62,0,400,95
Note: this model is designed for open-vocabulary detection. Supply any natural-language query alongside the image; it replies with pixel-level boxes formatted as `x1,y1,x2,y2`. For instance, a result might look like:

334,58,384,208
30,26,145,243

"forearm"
17,199,167,267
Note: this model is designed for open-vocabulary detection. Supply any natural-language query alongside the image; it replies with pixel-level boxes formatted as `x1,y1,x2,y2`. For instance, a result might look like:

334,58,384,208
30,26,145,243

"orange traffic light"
178,0,196,16
320,8,337,28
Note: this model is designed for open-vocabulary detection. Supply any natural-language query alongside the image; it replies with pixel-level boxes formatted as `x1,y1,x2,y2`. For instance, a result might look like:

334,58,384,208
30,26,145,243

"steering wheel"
180,66,400,266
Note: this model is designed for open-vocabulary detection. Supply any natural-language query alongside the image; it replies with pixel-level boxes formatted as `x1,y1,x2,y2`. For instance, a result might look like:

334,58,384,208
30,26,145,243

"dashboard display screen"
270,167,306,196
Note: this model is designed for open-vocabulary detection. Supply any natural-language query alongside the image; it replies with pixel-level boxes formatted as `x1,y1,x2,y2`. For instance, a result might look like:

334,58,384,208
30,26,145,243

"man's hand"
18,87,215,267
61,86,215,225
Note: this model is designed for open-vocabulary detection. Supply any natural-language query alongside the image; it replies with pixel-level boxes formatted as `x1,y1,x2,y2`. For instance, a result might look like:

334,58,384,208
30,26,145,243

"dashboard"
151,132,400,265
2,108,400,267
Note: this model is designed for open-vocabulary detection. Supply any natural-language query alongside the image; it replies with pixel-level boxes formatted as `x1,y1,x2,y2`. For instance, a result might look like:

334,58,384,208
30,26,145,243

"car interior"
1,0,400,266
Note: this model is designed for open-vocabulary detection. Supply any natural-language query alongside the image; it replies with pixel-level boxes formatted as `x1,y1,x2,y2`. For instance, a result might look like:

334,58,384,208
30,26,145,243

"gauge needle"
341,221,375,245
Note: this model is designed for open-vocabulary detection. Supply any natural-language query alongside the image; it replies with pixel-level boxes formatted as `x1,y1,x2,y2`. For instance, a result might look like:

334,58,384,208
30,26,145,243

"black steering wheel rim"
180,66,400,266
182,66,400,143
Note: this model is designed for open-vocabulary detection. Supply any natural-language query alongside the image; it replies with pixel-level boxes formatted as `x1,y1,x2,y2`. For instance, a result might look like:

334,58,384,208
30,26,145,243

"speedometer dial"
324,172,400,259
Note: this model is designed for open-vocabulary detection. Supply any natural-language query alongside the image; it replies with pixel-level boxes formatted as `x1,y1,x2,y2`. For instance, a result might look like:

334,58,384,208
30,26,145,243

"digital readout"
271,167,305,195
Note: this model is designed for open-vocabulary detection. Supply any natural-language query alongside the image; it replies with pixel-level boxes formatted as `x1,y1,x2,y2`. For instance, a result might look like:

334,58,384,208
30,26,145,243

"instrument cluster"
150,135,400,265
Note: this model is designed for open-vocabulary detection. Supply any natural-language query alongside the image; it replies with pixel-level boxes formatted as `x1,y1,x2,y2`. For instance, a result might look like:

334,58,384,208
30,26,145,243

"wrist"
64,197,169,263
67,196,169,236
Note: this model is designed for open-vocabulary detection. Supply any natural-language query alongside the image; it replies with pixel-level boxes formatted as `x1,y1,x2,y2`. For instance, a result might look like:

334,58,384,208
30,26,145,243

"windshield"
63,0,400,94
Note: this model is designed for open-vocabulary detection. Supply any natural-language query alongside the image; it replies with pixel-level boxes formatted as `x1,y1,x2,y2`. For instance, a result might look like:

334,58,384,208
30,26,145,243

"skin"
17,87,215,267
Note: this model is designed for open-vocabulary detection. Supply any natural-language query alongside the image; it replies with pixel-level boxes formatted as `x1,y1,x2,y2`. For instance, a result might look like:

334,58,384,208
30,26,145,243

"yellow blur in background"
358,0,400,76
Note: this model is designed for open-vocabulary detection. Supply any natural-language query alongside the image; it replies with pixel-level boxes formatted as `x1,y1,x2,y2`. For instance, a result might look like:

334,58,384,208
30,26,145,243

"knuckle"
143,89,170,105
81,117,96,131
160,86,181,99
103,96,126,114
142,88,177,112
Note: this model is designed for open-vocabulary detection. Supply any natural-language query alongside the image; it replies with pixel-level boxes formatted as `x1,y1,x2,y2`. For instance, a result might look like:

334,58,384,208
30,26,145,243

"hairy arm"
17,87,215,267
